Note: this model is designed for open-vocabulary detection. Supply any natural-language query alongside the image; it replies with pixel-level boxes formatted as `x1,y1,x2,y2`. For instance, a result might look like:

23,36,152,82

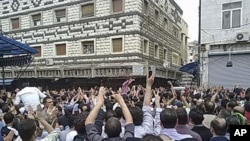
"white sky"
175,0,199,42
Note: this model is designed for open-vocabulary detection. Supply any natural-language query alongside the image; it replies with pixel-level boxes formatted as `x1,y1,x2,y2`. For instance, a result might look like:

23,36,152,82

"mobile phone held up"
148,70,152,78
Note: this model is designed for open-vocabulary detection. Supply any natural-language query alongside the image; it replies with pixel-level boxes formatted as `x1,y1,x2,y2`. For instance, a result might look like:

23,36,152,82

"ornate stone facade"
0,0,188,82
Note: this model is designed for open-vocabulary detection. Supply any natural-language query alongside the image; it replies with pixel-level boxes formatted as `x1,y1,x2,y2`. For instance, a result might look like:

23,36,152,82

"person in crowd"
129,74,156,138
202,100,216,129
175,108,202,141
1,112,18,140
85,87,135,141
209,118,229,141
16,104,58,141
73,114,88,141
244,101,250,124
189,108,212,141
160,108,195,141
59,115,74,141
14,84,46,113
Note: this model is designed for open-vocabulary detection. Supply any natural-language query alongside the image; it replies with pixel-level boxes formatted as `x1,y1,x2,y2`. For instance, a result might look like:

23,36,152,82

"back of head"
142,134,163,141
74,113,88,134
210,118,227,136
217,109,230,119
176,108,188,125
129,106,143,126
105,110,117,122
221,99,229,108
3,112,14,124
160,108,177,128
105,117,121,138
227,100,238,110
18,119,36,141
189,108,204,125
114,107,124,119
244,101,250,112
204,100,215,114
226,114,242,133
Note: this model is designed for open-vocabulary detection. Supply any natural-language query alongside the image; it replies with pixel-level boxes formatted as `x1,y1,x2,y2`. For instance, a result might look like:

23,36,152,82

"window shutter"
112,38,122,52
56,44,66,55
11,18,19,29
82,4,94,17
56,9,66,17
33,46,41,57
113,0,123,13
32,14,41,21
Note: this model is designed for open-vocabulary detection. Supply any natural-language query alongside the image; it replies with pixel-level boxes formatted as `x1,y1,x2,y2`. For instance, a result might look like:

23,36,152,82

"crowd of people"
0,75,249,141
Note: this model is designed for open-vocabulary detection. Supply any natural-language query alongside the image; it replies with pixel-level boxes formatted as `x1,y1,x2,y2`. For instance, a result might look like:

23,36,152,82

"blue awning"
179,62,198,76
0,79,14,86
0,34,38,56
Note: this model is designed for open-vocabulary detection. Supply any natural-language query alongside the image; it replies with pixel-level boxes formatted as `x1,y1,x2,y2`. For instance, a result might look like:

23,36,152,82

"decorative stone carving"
31,0,42,7
11,0,20,12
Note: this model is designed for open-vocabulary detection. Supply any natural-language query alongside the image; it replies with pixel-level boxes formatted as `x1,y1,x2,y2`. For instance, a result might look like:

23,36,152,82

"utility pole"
197,0,201,86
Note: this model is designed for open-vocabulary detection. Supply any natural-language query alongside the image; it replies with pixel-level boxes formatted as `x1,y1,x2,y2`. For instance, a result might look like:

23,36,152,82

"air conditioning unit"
236,32,249,42
163,60,170,68
45,59,54,66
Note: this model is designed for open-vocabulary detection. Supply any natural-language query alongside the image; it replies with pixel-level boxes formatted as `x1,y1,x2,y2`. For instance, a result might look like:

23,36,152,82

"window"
111,0,123,13
55,43,66,56
81,3,94,18
164,18,168,30
32,13,41,26
163,48,167,60
11,18,20,29
82,41,94,54
33,46,41,57
112,38,123,53
143,0,149,15
143,39,149,54
155,10,159,22
173,26,179,38
172,52,179,65
154,44,159,58
222,1,242,29
55,9,66,22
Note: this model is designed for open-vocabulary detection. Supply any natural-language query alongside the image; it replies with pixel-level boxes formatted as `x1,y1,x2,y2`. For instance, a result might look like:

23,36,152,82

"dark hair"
204,100,215,114
227,100,238,110
74,114,88,134
244,101,250,112
114,107,124,119
160,108,177,128
129,106,143,126
226,114,242,133
142,134,163,141
18,119,36,141
43,97,52,104
2,104,10,113
176,108,188,125
105,100,114,111
215,106,224,115
221,99,229,108
3,112,14,124
68,115,75,128
189,108,204,125
105,110,117,122
210,118,227,136
105,117,121,137
217,109,231,119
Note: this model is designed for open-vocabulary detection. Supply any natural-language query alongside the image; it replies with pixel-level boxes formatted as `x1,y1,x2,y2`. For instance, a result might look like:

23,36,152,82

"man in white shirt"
14,86,46,112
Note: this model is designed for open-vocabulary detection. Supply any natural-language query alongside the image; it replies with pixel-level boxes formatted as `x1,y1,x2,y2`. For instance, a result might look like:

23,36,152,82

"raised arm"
113,94,133,124
144,74,154,106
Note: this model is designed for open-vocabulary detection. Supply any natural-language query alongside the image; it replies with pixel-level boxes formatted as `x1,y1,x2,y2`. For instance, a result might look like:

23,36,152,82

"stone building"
201,0,250,88
0,0,188,88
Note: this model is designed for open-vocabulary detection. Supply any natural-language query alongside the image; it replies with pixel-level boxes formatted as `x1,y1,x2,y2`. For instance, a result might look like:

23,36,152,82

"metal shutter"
208,54,250,88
